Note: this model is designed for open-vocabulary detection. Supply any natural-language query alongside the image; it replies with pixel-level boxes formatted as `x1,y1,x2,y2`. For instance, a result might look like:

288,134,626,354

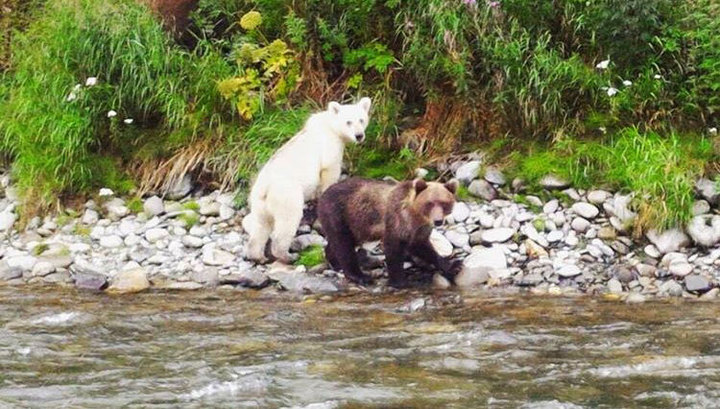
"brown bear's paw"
345,272,374,286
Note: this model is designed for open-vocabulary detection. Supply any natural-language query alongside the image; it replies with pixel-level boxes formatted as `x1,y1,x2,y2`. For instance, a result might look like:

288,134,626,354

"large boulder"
455,246,506,287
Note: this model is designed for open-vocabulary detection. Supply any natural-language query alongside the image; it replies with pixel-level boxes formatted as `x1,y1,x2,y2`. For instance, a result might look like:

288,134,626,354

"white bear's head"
326,97,372,144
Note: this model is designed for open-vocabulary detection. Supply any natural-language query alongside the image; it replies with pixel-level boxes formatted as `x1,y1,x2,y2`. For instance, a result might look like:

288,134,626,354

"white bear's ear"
328,101,341,115
359,97,372,113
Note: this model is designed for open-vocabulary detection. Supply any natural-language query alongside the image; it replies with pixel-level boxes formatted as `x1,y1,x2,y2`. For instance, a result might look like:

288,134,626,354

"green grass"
295,245,326,268
126,197,143,214
506,128,715,232
31,242,49,256
0,0,232,217
72,224,91,236
182,201,200,212
178,211,199,228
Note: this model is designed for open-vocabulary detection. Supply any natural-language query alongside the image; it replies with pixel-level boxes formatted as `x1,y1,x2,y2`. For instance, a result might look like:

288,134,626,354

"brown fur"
318,177,460,287
141,0,198,37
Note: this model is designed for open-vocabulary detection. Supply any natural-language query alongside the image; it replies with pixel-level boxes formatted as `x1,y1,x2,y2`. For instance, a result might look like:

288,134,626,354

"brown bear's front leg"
384,238,409,288
409,240,462,283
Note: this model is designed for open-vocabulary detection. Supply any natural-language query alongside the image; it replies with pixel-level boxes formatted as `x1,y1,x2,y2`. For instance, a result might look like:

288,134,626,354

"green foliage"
0,0,232,216
31,243,49,256
351,147,416,180
509,128,714,230
296,245,326,268
126,197,143,214
182,201,200,212
178,211,199,228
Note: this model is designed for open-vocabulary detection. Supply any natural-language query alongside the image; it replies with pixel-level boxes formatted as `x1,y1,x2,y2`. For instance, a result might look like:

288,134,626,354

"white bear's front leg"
318,164,341,196
244,212,271,264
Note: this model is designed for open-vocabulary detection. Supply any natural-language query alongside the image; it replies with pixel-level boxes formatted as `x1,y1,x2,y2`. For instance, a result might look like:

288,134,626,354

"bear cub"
318,177,460,287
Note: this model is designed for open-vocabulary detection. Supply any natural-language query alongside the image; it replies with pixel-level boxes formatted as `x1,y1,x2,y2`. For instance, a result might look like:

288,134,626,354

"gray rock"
646,228,690,254
291,234,326,252
543,200,559,214
660,279,684,296
190,268,219,285
455,246,506,287
145,228,169,243
104,198,129,220
612,265,635,283
108,268,150,293
0,210,17,232
72,272,108,291
695,178,720,206
644,244,661,258
571,217,591,233
546,230,564,243
587,190,610,204
693,200,711,215
516,272,544,286
607,278,623,294
219,205,235,220
0,262,23,281
100,235,123,248
468,180,496,201
202,248,235,266
669,261,693,277
221,269,270,289
81,209,99,225
511,177,526,192
686,215,720,247
484,167,506,185
6,255,37,272
268,267,338,293
539,174,570,190
481,227,515,243
597,226,617,240
199,202,220,216
430,230,453,257
451,202,470,222
182,235,204,248
685,274,712,293
31,261,56,277
572,202,599,219
455,160,482,185
445,230,469,248
414,168,429,179
556,264,581,278
143,196,164,216
165,174,193,200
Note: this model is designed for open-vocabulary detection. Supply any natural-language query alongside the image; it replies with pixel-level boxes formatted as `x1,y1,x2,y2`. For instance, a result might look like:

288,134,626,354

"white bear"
243,97,372,264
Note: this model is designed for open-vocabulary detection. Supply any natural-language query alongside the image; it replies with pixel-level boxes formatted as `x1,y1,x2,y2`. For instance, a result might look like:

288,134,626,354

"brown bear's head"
411,179,458,227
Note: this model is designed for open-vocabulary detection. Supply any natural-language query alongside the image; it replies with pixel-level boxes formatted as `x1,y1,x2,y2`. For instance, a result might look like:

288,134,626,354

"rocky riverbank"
2,162,720,301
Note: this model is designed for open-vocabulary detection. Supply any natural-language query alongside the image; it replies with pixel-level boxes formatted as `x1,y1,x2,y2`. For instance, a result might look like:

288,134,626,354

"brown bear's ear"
444,179,459,195
328,101,341,115
413,179,428,194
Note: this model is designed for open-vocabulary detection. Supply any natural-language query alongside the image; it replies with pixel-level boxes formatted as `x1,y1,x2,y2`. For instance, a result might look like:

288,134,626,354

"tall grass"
510,129,714,231
0,0,232,216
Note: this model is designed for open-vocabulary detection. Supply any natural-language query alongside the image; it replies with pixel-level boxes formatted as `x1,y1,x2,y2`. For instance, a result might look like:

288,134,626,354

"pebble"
100,235,123,248
455,160,482,184
572,202,599,219
607,278,623,294
468,180,496,201
107,268,150,294
481,228,515,243
685,274,712,293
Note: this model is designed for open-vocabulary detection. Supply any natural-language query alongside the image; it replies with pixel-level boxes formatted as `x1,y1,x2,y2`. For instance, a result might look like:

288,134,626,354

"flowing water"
2,286,720,408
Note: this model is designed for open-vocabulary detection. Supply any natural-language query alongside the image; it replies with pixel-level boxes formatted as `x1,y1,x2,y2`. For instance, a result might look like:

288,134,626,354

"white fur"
243,98,372,263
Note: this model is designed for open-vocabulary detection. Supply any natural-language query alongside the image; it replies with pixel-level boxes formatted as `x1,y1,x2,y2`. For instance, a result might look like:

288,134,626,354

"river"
2,286,720,408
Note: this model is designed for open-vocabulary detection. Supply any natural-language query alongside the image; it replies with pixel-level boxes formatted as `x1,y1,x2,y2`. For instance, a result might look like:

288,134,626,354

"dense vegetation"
1,0,719,230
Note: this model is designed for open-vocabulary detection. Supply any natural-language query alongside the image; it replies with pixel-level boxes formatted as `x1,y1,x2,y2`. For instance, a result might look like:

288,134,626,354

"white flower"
710,127,718,135
66,84,82,102
107,110,117,118
599,127,607,134
123,118,134,124
596,59,610,70
85,77,98,87
622,80,632,86
654,74,662,80
98,188,114,197
606,87,618,97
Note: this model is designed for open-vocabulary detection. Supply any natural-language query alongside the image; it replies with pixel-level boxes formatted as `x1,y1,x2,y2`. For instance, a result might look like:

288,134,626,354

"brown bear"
317,177,460,288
